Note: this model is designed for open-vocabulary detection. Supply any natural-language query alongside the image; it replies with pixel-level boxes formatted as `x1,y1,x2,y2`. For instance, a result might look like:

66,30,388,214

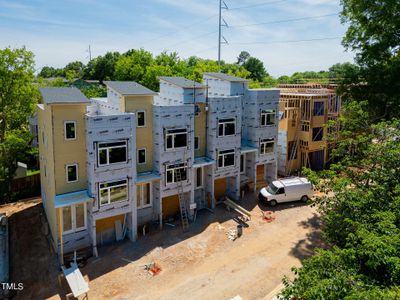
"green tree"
114,49,153,82
83,52,120,82
64,61,84,77
340,0,400,118
0,47,39,202
237,51,250,65
38,66,64,78
242,56,268,82
280,103,400,298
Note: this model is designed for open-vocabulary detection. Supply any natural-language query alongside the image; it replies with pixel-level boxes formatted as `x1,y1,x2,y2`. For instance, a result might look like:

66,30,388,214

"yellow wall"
194,103,206,157
37,104,57,247
123,95,154,173
38,103,88,249
52,105,88,195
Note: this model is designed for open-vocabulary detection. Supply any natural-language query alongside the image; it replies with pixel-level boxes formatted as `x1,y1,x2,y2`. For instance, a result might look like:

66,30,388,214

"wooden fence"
11,174,41,193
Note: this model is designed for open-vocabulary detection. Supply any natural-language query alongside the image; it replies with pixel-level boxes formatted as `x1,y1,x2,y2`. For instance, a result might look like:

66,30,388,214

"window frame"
312,127,324,141
137,110,146,127
165,128,188,150
137,182,152,209
64,121,77,141
62,203,87,235
194,136,199,150
218,118,236,137
195,167,203,189
165,163,188,185
97,140,128,167
260,138,275,155
217,149,235,168
260,110,276,126
313,101,325,116
99,179,128,207
240,154,246,174
66,163,78,183
137,148,146,165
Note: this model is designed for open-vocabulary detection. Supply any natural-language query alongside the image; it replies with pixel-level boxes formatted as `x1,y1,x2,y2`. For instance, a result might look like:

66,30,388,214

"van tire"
300,195,308,202
269,200,277,207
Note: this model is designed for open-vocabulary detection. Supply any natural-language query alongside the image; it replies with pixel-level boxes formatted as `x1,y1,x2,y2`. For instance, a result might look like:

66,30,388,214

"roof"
136,172,161,183
104,81,157,96
158,76,206,89
39,87,90,105
203,72,249,82
193,157,215,168
240,145,258,154
274,177,310,188
54,190,93,208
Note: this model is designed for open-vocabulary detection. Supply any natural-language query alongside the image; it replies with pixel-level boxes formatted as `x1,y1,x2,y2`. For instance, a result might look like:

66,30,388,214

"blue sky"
0,0,355,76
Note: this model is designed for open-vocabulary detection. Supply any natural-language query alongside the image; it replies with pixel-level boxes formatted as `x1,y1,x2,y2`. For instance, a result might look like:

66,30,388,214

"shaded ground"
1,193,322,300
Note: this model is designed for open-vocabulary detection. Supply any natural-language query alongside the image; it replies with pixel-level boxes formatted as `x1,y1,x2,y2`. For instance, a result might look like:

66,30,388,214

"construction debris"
262,211,276,223
144,261,162,276
226,226,242,241
224,198,252,221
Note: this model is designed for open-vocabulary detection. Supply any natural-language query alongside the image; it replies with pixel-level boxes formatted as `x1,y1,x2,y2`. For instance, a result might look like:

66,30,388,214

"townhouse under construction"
277,84,341,175
37,73,281,262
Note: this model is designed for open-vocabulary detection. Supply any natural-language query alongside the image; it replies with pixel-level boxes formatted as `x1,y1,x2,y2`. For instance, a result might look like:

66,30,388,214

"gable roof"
158,76,206,89
203,72,249,82
39,87,90,105
104,81,157,96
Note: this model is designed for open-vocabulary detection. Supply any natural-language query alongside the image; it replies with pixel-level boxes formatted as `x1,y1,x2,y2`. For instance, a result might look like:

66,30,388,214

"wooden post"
58,208,64,266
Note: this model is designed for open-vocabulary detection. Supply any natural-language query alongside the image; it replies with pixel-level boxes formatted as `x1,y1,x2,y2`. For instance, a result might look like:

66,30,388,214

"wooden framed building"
277,85,340,175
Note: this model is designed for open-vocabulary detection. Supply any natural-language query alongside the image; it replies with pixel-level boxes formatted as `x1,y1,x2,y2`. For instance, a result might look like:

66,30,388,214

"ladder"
287,100,304,175
175,151,189,231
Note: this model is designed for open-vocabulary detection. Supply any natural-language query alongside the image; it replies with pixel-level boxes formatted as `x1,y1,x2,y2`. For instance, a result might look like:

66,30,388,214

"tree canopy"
0,47,39,202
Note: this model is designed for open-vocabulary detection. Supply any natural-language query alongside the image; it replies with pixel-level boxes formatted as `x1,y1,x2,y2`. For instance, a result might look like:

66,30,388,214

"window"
313,101,324,116
137,148,146,164
166,163,187,184
99,180,128,206
195,168,203,188
240,154,245,174
137,183,151,208
62,203,86,234
288,141,298,160
165,129,187,150
194,137,199,150
260,138,274,155
218,149,235,168
98,141,127,166
218,118,236,137
137,111,146,127
276,187,285,195
261,110,276,126
312,127,323,141
66,164,78,183
64,121,76,140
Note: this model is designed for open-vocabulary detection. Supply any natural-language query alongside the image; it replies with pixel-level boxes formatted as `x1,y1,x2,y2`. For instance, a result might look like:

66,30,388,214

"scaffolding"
279,86,341,175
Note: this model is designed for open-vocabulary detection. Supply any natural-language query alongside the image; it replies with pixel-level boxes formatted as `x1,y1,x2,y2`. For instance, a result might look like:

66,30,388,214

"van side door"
275,187,286,202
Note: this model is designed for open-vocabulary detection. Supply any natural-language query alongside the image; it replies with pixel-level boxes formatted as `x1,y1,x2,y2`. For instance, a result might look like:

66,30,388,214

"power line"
140,13,218,47
230,36,342,45
229,0,289,10
156,30,219,52
230,13,339,28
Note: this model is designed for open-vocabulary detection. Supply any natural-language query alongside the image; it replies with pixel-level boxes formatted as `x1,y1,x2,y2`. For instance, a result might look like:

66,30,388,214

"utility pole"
218,0,228,65
87,45,92,61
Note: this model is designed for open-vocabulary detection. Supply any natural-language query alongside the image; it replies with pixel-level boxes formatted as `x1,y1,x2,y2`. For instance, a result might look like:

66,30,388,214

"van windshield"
266,183,279,195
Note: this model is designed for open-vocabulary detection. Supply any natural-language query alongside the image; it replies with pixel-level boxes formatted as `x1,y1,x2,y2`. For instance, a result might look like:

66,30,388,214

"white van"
259,177,313,206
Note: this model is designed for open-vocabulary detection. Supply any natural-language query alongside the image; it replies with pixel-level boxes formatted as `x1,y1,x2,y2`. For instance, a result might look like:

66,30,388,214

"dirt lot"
1,193,322,300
